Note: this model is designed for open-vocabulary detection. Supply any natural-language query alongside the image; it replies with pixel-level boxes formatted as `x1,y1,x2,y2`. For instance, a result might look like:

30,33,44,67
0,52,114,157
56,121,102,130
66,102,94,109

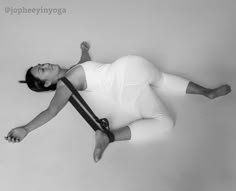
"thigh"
129,85,174,142
134,85,170,119
118,55,162,86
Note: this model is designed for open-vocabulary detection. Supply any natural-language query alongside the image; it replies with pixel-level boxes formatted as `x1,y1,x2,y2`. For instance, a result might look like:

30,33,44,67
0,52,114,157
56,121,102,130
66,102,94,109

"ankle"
204,88,217,99
111,126,131,142
202,88,212,97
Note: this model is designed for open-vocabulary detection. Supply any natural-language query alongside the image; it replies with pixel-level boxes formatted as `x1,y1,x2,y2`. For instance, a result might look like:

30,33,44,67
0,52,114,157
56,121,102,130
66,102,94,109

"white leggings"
115,56,190,142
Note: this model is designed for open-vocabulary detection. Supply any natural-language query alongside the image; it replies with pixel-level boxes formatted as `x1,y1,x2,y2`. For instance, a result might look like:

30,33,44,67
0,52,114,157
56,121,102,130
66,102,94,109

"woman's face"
31,63,60,85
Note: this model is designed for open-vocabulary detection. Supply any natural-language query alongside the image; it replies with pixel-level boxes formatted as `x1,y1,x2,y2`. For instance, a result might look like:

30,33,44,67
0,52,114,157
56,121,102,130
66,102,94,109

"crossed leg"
93,85,174,162
93,59,232,162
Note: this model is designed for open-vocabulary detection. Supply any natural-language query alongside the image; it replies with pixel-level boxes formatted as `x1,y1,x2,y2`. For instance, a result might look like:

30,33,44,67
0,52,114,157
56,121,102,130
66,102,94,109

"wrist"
81,49,89,53
23,126,30,134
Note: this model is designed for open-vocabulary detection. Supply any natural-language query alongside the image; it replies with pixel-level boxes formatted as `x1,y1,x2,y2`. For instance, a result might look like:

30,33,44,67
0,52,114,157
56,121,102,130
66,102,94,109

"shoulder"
80,61,100,69
66,64,84,76
57,66,86,91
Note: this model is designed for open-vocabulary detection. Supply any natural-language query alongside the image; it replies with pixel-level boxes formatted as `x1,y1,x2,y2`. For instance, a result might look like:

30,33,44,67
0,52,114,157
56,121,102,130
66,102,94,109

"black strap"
60,77,114,142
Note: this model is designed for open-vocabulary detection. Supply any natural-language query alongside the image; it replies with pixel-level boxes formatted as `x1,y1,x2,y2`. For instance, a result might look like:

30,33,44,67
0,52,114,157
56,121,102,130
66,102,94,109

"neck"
57,68,69,81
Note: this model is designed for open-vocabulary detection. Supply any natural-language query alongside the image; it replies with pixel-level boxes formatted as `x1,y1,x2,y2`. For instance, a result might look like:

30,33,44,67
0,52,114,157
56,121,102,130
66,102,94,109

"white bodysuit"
80,55,189,142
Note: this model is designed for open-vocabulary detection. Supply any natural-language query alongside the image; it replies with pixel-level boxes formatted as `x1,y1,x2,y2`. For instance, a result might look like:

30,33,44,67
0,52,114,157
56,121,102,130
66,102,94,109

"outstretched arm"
5,81,73,143
78,41,91,64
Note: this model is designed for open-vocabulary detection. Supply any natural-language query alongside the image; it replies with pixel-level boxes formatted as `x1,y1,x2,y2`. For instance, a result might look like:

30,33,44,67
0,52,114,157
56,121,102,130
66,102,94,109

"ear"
44,80,52,87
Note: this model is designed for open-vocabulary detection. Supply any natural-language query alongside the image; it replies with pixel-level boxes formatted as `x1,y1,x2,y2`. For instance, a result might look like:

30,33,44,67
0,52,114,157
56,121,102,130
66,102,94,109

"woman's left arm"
78,41,91,64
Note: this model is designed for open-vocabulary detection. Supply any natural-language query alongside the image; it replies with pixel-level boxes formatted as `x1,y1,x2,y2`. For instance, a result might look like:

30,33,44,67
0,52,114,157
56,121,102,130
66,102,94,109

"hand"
5,126,29,143
80,41,90,51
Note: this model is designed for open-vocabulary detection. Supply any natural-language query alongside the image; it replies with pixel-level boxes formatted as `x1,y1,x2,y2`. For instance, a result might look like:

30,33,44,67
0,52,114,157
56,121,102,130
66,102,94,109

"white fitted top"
71,56,162,105
80,61,112,92
80,59,127,99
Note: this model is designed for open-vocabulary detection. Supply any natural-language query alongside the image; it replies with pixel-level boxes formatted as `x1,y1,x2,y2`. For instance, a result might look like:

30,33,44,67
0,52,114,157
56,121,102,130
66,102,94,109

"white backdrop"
0,0,235,191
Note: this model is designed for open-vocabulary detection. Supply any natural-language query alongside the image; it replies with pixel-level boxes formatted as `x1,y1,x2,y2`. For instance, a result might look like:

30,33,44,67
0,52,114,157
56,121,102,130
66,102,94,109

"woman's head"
21,63,61,92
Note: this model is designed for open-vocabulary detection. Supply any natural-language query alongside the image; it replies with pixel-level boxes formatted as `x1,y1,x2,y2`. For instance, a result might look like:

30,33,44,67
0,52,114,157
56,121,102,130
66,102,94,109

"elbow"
47,107,59,116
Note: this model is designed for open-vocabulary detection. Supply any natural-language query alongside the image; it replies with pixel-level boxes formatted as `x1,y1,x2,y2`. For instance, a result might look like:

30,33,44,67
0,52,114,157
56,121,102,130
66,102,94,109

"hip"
112,55,161,86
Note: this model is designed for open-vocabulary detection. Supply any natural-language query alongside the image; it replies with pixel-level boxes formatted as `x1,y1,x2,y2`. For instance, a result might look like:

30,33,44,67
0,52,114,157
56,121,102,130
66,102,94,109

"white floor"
1,86,235,191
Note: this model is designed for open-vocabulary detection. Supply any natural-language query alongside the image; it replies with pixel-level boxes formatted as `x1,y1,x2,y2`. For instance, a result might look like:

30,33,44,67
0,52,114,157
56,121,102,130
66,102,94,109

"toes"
226,85,231,92
93,130,110,162
93,148,102,163
223,84,232,94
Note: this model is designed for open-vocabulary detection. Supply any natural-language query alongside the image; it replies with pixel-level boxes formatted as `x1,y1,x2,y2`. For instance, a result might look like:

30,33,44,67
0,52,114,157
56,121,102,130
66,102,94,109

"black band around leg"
105,130,115,143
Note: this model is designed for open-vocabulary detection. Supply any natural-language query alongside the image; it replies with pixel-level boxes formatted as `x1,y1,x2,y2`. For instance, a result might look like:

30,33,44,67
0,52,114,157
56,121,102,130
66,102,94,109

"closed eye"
37,67,44,76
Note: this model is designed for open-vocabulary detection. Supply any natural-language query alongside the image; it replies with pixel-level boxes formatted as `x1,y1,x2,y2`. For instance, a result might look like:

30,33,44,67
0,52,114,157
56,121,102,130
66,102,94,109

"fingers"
7,129,15,137
5,136,20,143
5,131,21,143
80,41,90,50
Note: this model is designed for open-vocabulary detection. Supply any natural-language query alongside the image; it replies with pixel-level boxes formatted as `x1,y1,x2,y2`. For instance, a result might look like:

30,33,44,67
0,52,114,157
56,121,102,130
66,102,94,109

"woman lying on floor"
5,41,231,162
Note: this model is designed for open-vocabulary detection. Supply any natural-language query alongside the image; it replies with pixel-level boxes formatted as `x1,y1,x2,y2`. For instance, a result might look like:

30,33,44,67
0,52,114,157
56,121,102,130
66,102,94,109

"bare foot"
207,84,231,99
93,130,110,163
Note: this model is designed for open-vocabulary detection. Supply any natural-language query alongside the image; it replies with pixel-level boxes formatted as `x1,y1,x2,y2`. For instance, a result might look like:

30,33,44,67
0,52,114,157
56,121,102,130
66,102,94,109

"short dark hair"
19,67,57,92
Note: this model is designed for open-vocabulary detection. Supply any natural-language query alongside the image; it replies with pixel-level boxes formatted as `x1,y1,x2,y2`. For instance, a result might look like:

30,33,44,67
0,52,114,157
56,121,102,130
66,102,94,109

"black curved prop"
60,77,114,142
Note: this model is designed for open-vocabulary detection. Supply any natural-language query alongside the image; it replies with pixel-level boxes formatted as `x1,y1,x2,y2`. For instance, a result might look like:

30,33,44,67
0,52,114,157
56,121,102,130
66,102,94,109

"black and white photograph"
0,0,235,190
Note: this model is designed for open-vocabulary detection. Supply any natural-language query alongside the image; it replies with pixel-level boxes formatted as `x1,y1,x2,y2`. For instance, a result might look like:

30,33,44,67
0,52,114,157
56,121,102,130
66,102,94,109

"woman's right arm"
23,108,58,133
25,81,73,133
5,81,73,143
